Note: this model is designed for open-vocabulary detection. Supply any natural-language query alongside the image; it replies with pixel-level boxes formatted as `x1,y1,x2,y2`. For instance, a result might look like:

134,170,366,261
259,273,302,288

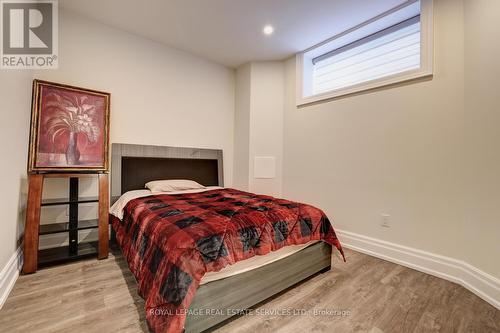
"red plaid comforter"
111,188,344,333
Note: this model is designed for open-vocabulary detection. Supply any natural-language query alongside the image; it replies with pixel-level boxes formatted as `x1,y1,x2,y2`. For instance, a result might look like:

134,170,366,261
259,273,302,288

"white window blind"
312,16,421,95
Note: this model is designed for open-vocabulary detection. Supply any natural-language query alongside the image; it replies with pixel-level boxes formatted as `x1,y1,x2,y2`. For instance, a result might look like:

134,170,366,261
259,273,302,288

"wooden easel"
23,173,109,274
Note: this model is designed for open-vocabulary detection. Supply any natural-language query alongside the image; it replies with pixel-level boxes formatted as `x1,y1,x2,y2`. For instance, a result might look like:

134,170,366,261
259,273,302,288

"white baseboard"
336,229,500,310
0,247,23,309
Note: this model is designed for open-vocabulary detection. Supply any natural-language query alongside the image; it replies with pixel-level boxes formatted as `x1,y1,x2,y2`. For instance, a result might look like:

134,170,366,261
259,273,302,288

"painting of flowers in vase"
28,80,110,172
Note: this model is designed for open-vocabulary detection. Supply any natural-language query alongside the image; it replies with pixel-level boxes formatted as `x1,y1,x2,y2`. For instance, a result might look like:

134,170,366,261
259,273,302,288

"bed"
110,143,344,333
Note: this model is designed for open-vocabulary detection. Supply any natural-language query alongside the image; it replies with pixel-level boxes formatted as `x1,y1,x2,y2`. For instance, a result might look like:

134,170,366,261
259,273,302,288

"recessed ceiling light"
263,25,274,36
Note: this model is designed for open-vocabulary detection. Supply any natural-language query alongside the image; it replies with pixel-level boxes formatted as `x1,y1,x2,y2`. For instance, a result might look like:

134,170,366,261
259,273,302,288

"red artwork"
28,80,110,172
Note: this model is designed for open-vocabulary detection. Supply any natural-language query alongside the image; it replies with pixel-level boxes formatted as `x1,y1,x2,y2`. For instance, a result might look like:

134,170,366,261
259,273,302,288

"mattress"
110,187,320,284
110,187,343,332
200,241,318,284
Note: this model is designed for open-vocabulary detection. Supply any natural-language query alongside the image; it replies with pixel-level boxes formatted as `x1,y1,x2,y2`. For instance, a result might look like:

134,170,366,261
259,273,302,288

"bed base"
109,144,333,332
185,242,332,332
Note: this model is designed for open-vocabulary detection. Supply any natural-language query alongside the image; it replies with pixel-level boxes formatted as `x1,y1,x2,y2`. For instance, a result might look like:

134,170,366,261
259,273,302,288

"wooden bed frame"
111,143,332,333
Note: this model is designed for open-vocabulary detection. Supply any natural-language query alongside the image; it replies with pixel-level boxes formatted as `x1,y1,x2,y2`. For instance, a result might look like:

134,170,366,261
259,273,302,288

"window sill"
296,67,433,107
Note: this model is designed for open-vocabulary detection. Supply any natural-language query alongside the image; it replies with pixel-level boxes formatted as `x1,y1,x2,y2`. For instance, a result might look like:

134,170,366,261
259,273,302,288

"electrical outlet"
381,214,391,228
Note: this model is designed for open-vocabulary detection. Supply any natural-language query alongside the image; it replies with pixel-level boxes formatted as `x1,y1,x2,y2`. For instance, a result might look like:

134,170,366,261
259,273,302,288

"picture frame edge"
27,79,111,173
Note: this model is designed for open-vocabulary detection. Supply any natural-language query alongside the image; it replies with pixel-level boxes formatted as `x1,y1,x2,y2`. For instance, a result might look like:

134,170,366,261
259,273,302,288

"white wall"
0,70,33,270
463,0,500,278
284,0,466,262
34,9,236,243
233,62,284,197
233,64,251,190
280,0,499,281
38,9,235,184
1,8,236,257
248,62,284,197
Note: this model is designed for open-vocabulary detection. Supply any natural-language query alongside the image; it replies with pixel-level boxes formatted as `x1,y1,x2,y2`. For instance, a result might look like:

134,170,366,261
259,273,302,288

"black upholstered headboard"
111,143,224,199
121,157,219,193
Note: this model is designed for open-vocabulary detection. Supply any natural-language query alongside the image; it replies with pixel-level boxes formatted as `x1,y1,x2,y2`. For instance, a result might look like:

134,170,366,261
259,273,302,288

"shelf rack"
23,173,109,273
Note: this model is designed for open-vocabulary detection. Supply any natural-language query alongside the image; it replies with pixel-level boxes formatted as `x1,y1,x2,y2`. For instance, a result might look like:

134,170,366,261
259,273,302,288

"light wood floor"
0,248,498,333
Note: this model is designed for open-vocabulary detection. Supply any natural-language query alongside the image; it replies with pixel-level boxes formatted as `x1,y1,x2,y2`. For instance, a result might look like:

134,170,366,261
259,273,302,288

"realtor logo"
1,0,58,69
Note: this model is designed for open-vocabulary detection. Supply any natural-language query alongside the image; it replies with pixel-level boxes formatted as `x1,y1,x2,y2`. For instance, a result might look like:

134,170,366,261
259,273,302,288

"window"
313,16,421,95
297,0,433,106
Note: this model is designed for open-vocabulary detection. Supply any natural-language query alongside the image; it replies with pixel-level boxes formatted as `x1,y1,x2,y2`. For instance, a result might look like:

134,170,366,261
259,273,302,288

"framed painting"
28,80,110,172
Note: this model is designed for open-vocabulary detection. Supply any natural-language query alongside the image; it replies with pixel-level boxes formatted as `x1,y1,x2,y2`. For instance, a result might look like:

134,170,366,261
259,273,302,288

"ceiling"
60,0,408,68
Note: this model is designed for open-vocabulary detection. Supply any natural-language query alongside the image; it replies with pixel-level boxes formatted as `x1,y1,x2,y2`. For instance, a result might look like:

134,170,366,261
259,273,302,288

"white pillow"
145,179,205,193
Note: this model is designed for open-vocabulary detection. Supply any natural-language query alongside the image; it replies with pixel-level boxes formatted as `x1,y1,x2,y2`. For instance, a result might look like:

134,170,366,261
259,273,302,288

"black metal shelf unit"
38,177,99,266
41,196,99,206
